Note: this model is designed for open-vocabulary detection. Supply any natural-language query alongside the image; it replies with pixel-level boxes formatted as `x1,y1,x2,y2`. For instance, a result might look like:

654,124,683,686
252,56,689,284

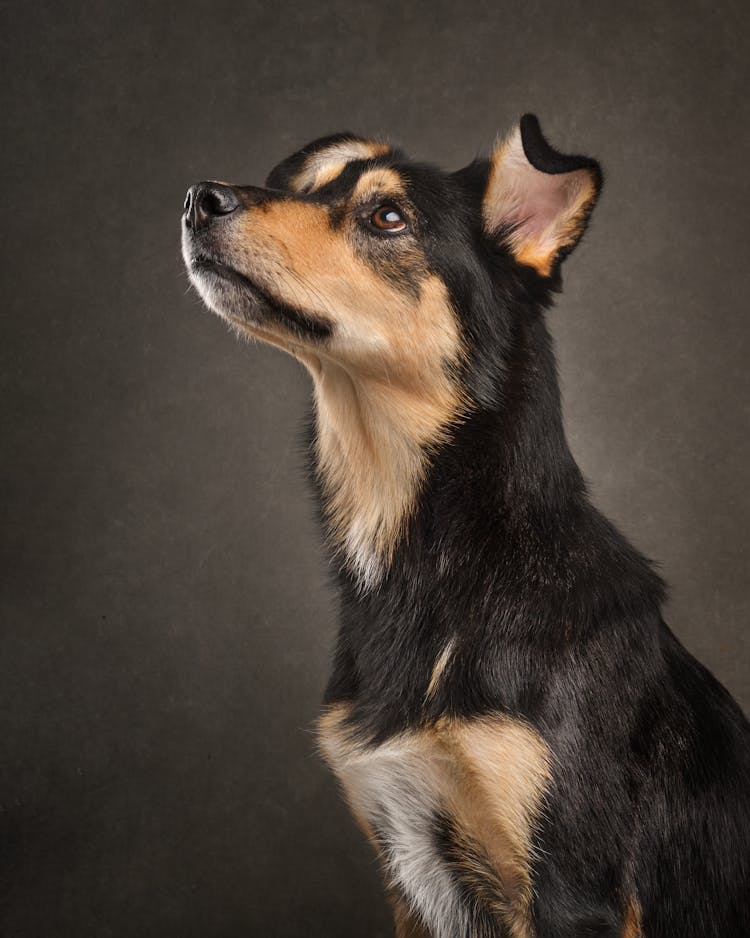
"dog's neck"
305,311,583,587
307,351,465,589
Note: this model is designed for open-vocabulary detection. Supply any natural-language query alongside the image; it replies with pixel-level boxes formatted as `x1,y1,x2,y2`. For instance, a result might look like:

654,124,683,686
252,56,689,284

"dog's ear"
482,114,602,277
266,134,392,194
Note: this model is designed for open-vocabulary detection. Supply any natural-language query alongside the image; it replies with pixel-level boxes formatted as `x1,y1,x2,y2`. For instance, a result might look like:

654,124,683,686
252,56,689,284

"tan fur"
352,166,407,203
311,314,464,586
290,140,390,192
440,823,517,925
424,638,456,702
318,704,551,938
223,200,465,583
483,126,597,277
447,719,551,937
622,896,643,938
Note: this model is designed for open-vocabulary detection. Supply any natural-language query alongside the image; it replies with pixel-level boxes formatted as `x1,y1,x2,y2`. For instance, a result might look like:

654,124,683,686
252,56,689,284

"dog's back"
182,115,750,937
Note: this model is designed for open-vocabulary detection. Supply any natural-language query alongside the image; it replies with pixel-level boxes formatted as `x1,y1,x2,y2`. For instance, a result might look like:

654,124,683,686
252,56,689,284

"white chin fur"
184,259,245,324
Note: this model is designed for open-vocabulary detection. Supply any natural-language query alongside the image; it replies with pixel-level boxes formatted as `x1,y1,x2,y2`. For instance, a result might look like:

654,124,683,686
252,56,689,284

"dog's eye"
369,205,407,232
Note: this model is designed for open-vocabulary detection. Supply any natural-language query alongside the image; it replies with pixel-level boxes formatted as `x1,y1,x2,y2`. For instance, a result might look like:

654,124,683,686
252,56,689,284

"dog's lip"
190,255,285,310
190,255,258,291
189,255,333,339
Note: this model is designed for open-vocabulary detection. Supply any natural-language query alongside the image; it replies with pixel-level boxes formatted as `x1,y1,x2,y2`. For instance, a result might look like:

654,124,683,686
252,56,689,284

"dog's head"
182,116,601,585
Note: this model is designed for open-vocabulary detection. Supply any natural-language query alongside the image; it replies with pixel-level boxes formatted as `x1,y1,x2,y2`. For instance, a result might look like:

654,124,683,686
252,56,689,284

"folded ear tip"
518,113,555,167
518,113,601,186
519,113,542,139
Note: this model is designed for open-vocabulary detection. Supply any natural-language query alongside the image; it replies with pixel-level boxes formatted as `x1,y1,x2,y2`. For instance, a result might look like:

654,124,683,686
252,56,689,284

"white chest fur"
318,705,551,938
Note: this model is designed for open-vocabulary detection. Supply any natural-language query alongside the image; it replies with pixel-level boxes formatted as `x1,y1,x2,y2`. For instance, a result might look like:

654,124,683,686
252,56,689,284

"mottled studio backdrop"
1,1,748,935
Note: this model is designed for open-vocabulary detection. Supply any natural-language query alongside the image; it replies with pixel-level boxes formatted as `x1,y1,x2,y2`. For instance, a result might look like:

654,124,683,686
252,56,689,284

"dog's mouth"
188,254,332,342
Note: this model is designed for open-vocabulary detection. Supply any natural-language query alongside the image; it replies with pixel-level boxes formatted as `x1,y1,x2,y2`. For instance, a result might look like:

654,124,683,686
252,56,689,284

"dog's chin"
187,256,274,328
184,252,333,343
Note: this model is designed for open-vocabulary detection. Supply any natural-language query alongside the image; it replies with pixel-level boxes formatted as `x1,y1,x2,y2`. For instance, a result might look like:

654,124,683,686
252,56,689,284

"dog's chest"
318,705,551,938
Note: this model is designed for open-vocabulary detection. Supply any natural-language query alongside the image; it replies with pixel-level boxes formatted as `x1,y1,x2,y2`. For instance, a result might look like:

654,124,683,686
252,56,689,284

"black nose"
183,182,240,231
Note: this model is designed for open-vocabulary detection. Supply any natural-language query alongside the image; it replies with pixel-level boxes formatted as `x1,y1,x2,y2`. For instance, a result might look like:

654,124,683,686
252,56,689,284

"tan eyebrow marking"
292,140,391,193
352,166,407,203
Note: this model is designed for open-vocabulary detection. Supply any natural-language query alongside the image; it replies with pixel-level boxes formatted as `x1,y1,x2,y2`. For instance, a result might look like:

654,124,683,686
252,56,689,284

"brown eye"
369,205,407,232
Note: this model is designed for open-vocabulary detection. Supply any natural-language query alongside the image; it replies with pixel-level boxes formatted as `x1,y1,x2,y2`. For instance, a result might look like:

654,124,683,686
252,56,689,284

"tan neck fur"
307,340,463,587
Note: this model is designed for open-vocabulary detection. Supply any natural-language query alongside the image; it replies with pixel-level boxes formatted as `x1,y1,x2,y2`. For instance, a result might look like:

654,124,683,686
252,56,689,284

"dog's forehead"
266,132,413,196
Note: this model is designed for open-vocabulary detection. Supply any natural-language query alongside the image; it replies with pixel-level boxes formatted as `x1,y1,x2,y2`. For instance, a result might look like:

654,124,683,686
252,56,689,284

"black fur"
306,127,750,935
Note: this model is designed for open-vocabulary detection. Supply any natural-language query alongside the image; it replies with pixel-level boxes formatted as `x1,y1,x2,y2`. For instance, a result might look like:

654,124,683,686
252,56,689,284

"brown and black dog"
181,116,750,937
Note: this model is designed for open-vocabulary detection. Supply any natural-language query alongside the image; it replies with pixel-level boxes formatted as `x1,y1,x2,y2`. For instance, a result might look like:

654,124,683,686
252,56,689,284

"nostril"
204,185,240,216
204,191,225,215
184,182,239,231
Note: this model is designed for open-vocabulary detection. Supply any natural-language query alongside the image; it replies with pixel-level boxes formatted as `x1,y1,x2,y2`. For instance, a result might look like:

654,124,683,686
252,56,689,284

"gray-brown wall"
1,1,748,935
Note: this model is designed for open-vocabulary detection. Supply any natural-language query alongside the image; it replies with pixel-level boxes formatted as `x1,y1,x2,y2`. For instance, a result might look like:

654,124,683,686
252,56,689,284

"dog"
181,115,750,937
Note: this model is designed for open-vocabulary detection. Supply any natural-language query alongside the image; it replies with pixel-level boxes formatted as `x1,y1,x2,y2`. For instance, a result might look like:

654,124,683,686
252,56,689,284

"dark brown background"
1,1,748,935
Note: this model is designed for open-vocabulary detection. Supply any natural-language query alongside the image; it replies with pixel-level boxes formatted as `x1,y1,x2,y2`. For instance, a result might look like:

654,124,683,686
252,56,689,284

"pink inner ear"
511,170,572,240
484,128,594,271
